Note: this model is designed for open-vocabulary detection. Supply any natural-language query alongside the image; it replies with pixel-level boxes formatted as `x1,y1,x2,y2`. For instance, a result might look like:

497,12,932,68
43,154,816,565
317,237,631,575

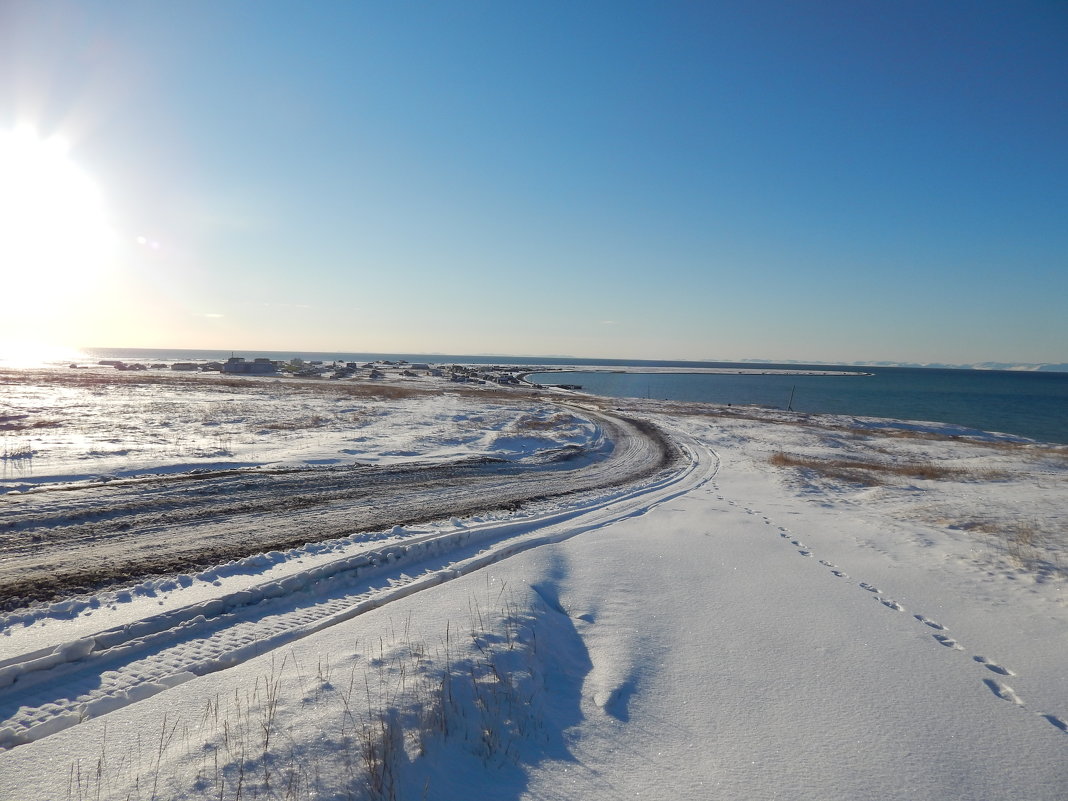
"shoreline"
521,366,871,377
517,366,872,391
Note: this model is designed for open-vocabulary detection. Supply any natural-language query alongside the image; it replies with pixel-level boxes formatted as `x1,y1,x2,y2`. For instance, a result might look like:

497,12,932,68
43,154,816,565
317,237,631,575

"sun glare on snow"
0,341,87,368
0,127,116,297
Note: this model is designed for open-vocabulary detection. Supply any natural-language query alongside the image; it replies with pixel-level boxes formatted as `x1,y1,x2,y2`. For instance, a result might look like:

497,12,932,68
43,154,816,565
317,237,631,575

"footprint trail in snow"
715,489,1068,739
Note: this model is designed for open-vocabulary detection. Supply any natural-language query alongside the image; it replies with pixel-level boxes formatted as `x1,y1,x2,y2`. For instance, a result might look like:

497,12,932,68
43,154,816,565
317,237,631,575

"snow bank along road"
0,406,707,750
0,404,677,611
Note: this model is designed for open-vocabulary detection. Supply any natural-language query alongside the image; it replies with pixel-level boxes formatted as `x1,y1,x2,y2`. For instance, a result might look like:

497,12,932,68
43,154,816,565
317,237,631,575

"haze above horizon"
2,1,1065,366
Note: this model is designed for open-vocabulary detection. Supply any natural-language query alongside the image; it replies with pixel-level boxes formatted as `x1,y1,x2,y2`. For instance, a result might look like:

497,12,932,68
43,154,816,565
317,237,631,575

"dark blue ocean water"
67,349,1068,445
526,366,1068,445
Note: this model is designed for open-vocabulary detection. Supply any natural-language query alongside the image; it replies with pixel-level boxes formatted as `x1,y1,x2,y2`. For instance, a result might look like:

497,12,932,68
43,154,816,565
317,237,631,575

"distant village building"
221,356,277,375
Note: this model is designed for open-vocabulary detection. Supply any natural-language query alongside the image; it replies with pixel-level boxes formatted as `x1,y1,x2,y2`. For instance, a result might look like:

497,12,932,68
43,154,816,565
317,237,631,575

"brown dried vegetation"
514,412,579,431
0,417,62,431
767,451,983,485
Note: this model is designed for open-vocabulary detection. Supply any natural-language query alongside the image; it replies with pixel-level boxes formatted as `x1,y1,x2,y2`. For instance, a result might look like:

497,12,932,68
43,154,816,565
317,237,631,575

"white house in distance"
221,357,277,375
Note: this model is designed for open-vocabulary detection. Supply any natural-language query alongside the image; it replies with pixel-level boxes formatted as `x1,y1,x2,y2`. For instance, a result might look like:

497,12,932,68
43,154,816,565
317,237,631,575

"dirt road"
0,407,677,610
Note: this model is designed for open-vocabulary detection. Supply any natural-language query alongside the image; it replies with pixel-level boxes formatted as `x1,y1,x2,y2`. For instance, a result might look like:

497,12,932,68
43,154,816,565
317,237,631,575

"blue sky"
2,1,1065,364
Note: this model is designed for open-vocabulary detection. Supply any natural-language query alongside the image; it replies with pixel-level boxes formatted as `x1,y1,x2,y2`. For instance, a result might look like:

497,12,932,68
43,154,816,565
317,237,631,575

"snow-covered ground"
1,373,1065,800
1,369,595,492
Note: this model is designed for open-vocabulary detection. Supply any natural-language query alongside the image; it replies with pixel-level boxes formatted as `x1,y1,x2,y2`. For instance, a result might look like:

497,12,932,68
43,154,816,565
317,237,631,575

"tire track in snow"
0,406,674,610
0,425,719,750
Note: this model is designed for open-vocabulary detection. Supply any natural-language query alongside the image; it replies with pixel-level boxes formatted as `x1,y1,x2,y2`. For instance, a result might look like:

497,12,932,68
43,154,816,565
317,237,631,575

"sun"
0,126,116,298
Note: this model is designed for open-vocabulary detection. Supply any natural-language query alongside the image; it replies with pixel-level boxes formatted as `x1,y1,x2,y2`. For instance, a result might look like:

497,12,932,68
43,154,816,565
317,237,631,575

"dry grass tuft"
950,518,1059,573
62,593,551,801
0,418,62,432
768,451,979,485
257,414,330,431
514,412,579,431
1,440,36,461
363,384,434,401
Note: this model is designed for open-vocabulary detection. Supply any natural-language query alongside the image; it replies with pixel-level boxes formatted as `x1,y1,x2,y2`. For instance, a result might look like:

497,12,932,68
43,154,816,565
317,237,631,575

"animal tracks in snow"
818,560,847,579
719,494,1066,737
914,615,946,630
933,634,964,650
984,679,1023,705
1043,715,1068,733
974,656,1014,676
717,499,1068,743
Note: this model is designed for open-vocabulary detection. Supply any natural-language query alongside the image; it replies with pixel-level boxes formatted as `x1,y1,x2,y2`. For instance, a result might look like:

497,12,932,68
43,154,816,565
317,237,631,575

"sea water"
525,366,1068,445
